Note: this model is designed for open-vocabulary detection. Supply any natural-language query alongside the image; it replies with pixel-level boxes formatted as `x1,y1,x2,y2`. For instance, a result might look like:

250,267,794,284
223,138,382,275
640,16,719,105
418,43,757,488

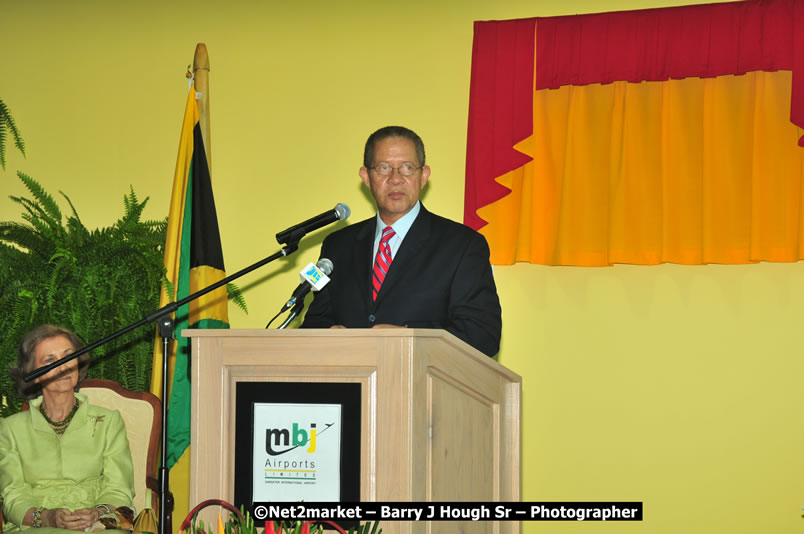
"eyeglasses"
370,162,422,177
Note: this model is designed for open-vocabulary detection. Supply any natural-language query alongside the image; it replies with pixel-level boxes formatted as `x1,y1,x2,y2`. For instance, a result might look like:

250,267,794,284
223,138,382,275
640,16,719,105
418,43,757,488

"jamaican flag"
151,86,229,472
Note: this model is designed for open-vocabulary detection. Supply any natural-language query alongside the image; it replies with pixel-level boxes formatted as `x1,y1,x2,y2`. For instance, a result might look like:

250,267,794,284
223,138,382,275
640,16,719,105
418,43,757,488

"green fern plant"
0,173,167,416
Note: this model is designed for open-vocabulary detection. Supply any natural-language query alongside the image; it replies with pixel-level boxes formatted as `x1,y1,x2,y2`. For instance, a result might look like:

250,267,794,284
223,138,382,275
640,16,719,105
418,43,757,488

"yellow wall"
2,1,803,533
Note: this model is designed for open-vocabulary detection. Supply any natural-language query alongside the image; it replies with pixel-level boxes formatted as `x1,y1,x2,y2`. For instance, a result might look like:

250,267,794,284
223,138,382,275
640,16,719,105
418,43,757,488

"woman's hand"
43,507,100,531
41,508,72,529
70,507,103,531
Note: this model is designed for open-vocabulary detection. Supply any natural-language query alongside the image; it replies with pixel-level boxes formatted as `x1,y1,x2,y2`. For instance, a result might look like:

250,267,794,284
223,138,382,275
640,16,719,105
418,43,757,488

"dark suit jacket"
300,205,502,356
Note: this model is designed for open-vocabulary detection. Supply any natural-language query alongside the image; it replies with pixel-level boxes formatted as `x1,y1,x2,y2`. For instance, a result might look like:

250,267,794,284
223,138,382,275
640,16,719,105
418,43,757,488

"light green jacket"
0,392,134,532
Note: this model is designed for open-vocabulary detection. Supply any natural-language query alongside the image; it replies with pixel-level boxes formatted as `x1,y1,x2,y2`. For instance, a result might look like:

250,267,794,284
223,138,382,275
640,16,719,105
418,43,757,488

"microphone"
276,203,351,244
279,258,334,312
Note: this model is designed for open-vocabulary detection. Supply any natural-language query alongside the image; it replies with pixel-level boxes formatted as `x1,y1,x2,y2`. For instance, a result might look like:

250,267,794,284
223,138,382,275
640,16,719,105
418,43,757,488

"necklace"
41,399,80,435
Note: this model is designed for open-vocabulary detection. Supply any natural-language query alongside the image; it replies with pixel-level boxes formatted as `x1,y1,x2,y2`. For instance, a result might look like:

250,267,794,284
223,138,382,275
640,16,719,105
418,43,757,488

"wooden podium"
184,329,521,533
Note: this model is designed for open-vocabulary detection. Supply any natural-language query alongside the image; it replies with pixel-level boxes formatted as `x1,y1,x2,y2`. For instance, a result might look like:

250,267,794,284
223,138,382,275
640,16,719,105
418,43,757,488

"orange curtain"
465,1,804,266
479,71,804,266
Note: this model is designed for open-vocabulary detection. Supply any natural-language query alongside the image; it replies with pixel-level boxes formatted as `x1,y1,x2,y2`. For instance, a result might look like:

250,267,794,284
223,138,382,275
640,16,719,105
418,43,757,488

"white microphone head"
300,261,331,291
334,203,351,221
316,257,334,276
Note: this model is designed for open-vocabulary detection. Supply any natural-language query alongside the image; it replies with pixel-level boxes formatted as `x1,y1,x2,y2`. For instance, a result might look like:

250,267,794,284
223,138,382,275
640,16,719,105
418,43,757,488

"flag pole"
193,43,211,172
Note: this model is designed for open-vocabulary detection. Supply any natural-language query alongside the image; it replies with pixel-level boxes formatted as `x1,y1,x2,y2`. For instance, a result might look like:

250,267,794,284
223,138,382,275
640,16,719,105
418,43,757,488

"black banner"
252,502,643,522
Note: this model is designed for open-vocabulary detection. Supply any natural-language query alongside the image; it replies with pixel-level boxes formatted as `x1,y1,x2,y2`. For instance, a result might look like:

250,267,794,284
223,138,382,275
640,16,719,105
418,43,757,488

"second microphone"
279,258,334,313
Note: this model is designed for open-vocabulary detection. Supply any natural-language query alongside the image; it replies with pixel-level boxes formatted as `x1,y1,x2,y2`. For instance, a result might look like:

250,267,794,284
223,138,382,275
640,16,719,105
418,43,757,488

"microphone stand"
24,240,301,534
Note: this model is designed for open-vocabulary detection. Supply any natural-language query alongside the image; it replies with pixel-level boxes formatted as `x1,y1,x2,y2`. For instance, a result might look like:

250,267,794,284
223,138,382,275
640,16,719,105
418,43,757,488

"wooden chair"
79,379,165,516
2,379,171,533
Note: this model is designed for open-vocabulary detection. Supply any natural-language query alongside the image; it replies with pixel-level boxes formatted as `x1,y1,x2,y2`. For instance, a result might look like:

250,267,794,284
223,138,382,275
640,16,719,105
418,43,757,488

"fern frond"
60,190,86,229
118,186,150,231
17,172,63,223
12,205,66,250
46,254,74,310
0,99,26,170
0,222,49,255
18,209,59,242
125,186,140,213
0,120,6,170
161,275,176,301
140,217,166,227
10,195,48,222
64,215,89,248
226,282,248,314
7,121,24,158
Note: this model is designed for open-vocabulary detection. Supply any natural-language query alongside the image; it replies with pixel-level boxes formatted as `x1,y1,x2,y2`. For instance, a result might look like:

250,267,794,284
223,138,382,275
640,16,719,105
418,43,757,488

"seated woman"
0,325,134,533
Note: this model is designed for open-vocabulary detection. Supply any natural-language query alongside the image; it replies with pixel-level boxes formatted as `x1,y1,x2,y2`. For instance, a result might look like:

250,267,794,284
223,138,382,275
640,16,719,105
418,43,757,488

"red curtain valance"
536,0,800,89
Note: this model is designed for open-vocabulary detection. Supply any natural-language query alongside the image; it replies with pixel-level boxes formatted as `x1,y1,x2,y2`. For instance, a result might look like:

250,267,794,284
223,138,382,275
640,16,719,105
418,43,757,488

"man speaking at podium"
300,126,501,357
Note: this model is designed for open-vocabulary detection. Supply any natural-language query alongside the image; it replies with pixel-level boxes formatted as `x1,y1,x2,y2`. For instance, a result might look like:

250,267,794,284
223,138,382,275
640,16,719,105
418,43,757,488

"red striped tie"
372,226,395,301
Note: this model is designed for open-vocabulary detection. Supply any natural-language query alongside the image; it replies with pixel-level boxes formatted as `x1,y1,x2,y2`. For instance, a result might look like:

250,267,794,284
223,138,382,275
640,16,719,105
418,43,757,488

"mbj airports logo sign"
265,422,334,456
253,404,341,501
